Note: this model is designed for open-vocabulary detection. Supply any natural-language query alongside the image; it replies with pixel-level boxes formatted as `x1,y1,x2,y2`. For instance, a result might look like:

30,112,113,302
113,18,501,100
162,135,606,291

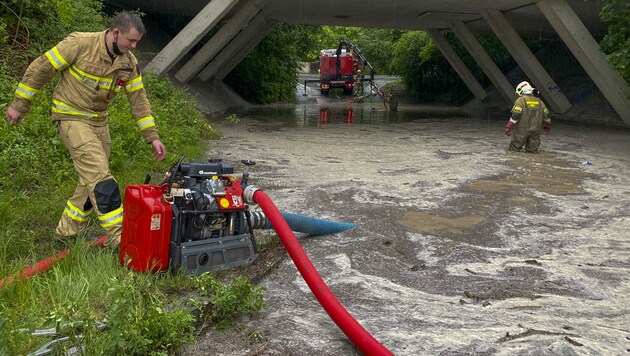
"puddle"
400,211,487,236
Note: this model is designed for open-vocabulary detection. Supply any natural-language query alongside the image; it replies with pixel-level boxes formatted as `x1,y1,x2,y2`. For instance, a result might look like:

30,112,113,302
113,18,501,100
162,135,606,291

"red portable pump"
120,158,258,275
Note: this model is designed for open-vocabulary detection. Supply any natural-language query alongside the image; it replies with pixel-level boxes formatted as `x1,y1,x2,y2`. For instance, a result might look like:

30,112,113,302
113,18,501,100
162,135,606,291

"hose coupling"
243,185,260,205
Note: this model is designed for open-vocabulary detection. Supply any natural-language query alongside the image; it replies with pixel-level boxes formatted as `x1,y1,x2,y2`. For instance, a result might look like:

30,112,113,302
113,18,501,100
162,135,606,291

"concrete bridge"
105,0,630,126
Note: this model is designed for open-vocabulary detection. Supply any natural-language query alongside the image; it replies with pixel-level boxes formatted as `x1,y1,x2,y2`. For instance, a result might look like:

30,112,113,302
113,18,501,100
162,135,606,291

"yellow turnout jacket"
10,30,159,144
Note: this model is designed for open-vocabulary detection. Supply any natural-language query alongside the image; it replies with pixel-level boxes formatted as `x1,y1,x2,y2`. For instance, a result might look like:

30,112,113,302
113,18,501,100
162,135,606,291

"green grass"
0,242,267,354
0,243,196,354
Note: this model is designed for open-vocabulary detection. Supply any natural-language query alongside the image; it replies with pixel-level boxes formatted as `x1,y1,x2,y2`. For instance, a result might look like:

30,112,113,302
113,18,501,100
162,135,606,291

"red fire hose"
252,189,393,355
0,235,108,289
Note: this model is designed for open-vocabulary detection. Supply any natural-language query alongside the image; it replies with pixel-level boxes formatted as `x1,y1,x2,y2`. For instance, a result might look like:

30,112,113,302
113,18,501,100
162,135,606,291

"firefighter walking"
504,81,551,153
5,11,166,249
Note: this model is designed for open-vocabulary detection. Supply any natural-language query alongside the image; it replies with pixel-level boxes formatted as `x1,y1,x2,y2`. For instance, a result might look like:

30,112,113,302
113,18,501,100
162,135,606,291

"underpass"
106,0,630,126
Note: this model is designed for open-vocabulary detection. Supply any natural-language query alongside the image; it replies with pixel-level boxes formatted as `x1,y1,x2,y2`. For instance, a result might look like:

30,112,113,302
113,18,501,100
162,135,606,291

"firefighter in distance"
504,81,551,153
5,11,166,248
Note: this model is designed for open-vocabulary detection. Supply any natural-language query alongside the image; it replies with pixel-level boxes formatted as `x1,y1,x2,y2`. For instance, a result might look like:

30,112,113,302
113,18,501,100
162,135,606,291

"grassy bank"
0,3,268,352
0,69,265,354
0,73,273,355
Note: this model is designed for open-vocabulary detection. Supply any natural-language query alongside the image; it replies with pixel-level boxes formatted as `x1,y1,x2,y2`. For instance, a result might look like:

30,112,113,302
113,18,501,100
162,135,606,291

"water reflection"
315,104,405,126
246,102,419,128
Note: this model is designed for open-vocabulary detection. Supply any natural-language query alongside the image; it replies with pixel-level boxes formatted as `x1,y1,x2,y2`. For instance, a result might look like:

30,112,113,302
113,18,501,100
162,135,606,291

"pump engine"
120,158,258,275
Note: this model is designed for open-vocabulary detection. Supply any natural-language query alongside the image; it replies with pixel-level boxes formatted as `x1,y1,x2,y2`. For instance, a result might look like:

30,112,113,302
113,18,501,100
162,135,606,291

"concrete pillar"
175,0,267,83
450,21,516,104
426,29,488,101
215,19,276,81
480,8,572,114
537,0,630,125
197,13,275,81
145,0,239,76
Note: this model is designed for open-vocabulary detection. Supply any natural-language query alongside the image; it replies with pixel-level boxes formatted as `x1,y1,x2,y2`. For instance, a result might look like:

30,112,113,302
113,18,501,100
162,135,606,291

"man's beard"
113,34,123,55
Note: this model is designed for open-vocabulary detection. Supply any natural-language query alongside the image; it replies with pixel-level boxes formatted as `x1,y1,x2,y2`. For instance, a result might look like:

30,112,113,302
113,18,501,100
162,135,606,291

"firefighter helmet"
515,81,533,95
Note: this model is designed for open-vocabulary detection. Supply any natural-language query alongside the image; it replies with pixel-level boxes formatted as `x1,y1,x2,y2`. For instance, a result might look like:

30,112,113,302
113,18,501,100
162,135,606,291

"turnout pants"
55,119,123,248
509,120,542,153
509,129,541,152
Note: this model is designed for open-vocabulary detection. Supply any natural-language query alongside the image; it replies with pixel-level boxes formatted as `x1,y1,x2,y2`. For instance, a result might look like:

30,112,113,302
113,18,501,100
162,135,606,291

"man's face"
113,27,142,53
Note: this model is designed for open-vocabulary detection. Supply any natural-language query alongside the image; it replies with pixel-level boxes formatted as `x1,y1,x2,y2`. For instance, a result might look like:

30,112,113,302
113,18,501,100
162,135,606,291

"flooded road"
194,99,630,355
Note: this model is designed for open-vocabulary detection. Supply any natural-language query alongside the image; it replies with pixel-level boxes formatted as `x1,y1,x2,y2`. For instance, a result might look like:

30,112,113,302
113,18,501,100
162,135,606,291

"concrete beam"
215,19,276,81
197,13,274,81
537,0,630,125
480,8,572,114
145,0,240,75
426,29,487,101
450,21,517,104
175,0,267,83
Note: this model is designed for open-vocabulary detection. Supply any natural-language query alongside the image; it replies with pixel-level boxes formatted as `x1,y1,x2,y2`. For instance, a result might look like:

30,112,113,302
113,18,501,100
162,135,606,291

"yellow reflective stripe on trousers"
136,116,156,131
45,46,70,70
15,82,40,100
64,201,93,222
125,76,144,93
98,207,123,228
68,65,113,90
52,99,108,119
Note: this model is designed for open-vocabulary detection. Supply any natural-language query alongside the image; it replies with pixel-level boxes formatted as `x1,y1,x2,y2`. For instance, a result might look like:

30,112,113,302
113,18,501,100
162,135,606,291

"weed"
226,113,239,123
248,329,265,342
193,274,267,330
99,272,195,355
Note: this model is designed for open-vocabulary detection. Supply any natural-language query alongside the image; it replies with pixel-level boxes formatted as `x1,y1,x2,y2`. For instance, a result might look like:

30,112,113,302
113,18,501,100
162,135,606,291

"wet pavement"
199,98,630,355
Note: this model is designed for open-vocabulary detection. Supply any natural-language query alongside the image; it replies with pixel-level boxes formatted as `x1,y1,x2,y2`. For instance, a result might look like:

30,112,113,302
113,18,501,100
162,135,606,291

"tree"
599,0,630,83
225,23,317,104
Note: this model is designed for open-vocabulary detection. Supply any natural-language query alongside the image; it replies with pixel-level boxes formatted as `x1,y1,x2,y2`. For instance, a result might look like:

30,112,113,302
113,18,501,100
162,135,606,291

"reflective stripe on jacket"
10,30,159,143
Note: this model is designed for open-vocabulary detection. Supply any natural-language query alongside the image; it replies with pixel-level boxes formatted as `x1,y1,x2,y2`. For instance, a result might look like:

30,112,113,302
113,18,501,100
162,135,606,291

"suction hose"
0,235,108,289
249,211,357,236
245,186,393,355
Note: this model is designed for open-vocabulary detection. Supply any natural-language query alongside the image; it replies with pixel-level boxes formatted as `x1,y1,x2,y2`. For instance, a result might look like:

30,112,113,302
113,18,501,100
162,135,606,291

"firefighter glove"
504,120,515,136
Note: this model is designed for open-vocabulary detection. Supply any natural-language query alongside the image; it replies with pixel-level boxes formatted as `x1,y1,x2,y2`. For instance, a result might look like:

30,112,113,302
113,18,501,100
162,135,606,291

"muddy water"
401,153,591,247
201,101,630,355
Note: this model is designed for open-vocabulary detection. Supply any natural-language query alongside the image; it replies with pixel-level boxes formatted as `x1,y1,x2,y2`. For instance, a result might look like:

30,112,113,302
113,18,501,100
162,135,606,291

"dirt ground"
182,102,630,355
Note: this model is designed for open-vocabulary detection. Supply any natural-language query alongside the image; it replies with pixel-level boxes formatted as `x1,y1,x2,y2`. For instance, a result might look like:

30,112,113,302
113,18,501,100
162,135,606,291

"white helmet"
515,81,533,95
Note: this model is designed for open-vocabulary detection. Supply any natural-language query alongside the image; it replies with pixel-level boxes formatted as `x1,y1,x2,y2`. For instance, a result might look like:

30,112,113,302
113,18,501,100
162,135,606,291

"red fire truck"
316,39,375,96
319,48,355,95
